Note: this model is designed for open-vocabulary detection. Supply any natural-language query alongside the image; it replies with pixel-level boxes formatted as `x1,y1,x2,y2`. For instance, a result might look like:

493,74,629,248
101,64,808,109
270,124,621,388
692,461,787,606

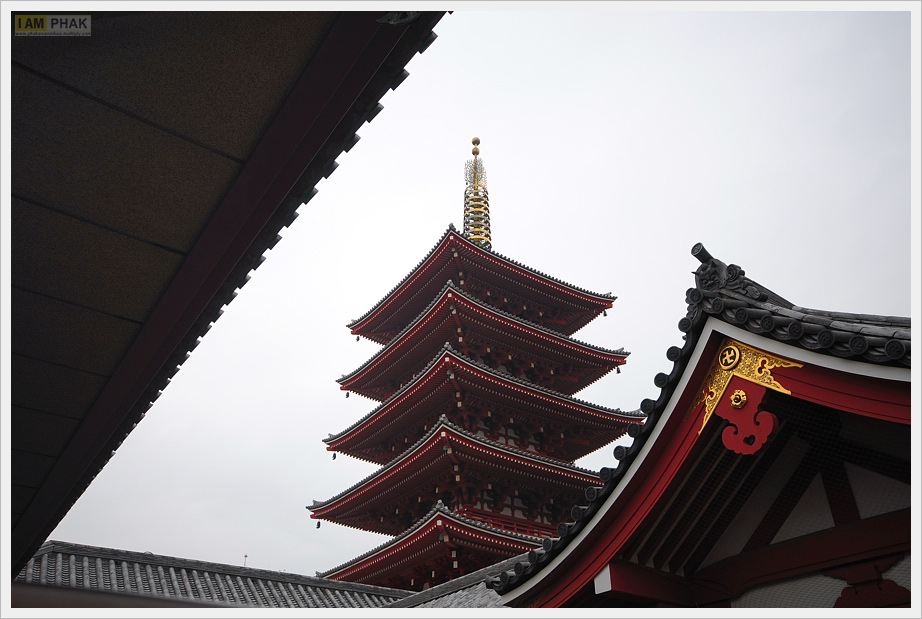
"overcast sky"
38,4,916,585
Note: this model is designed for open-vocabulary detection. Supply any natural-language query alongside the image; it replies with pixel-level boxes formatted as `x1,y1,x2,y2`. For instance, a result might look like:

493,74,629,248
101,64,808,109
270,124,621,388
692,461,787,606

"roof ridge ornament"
691,242,792,307
463,137,492,250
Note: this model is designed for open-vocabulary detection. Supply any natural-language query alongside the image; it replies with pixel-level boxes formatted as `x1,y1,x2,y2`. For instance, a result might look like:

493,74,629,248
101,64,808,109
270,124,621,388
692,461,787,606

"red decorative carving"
713,378,776,455
721,408,777,455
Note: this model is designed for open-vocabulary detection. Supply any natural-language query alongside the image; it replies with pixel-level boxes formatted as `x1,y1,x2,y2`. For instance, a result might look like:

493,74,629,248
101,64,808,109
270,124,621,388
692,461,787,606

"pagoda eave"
339,282,628,401
348,227,617,344
320,502,541,590
310,418,600,536
326,348,643,464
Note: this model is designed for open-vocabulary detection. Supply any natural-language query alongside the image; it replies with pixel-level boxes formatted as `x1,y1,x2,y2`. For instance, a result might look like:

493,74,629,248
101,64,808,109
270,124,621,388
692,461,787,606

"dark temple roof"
484,242,912,596
338,280,628,400
682,242,910,366
14,540,411,608
10,10,447,576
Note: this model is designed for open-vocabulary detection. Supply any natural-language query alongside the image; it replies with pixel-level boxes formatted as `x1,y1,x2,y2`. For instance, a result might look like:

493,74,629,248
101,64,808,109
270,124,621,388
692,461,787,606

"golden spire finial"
463,137,491,250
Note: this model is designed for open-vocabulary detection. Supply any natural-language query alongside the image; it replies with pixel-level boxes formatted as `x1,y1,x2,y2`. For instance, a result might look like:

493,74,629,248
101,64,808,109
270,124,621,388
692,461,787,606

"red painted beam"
589,510,909,607
597,560,696,606
772,362,910,424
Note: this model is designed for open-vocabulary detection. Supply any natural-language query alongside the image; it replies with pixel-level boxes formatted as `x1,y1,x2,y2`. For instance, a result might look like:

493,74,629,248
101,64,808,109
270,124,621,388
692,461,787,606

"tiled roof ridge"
788,303,910,327
347,224,616,329
18,539,412,597
483,241,912,596
686,243,910,366
311,414,601,511
325,344,644,447
317,500,542,579
384,552,528,608
338,279,629,386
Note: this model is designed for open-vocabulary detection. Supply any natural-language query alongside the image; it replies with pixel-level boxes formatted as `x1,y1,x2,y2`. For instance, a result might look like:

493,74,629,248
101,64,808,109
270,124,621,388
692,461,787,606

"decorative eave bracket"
689,338,802,455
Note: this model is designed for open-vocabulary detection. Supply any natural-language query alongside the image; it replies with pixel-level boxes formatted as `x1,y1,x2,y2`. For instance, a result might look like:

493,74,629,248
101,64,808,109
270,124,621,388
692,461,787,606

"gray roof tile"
16,540,411,608
386,553,525,608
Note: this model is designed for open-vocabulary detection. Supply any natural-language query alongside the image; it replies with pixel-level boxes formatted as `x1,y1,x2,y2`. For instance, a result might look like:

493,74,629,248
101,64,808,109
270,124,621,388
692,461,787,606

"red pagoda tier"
320,501,543,591
311,415,605,537
338,281,628,401
326,346,643,464
310,140,639,591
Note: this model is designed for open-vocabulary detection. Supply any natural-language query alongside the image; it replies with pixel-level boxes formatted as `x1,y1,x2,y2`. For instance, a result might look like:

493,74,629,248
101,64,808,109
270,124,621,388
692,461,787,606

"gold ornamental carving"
729,390,747,409
719,345,741,371
693,338,802,435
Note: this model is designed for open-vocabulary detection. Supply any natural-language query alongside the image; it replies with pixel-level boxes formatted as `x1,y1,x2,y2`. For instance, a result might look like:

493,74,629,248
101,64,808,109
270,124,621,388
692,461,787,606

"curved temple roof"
683,242,910,367
9,11,449,577
483,242,912,604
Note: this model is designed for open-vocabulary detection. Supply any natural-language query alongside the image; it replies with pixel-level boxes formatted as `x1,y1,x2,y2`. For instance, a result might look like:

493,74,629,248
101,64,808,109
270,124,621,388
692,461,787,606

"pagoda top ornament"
463,137,491,250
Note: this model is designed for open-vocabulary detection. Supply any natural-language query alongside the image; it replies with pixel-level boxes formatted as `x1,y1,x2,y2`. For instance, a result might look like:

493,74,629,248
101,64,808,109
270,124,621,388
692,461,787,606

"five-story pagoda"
309,139,641,591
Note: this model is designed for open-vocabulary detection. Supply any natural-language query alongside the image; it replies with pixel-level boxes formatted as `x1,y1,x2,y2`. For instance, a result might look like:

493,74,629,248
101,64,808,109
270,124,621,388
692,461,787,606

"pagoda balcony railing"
454,506,556,539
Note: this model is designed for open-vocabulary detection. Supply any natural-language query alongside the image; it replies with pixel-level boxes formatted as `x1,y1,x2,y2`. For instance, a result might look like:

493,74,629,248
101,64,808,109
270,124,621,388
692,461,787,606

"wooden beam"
595,560,696,606
690,508,910,605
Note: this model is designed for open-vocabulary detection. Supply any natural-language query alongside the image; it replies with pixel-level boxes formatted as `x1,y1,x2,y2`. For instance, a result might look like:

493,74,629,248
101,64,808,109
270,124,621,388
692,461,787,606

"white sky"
7,2,917,593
